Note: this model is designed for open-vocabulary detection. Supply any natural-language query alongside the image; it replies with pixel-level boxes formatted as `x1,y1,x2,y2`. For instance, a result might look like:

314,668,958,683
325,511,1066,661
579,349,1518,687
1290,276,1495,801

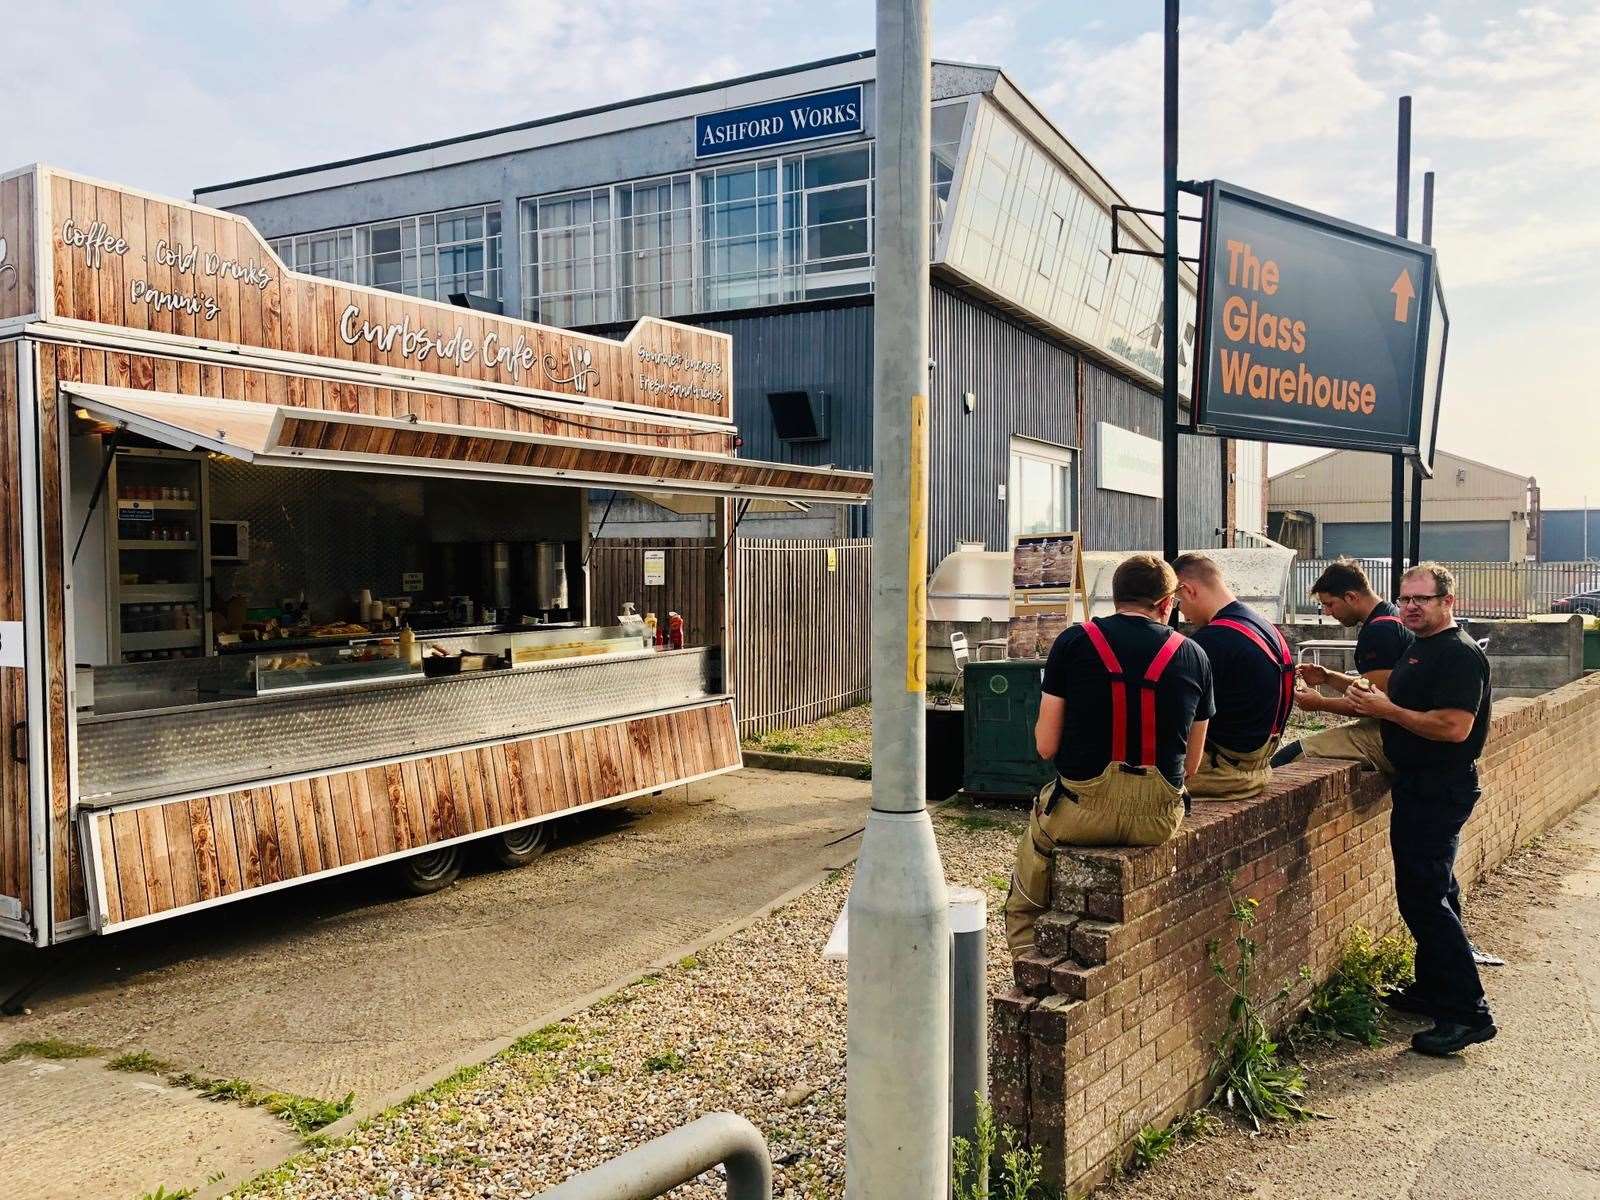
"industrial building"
1537,509,1599,562
195,51,1267,559
1268,448,1535,561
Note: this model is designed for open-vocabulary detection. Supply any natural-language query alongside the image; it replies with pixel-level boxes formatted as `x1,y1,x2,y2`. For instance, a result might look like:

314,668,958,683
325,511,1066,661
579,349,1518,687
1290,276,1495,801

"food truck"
0,165,870,946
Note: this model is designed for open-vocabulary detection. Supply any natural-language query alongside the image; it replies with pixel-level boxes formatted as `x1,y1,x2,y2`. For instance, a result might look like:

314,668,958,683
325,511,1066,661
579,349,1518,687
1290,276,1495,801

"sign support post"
1410,169,1435,567
1391,95,1412,596
1161,0,1181,565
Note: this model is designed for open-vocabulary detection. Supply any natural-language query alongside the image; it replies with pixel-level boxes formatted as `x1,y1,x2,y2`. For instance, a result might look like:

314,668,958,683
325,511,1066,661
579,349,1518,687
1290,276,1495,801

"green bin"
962,659,1055,801
1584,626,1600,671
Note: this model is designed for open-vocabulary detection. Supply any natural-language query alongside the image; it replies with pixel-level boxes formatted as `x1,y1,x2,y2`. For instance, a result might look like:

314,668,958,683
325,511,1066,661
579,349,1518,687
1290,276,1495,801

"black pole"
1390,95,1411,597
1161,0,1180,564
1409,169,1433,566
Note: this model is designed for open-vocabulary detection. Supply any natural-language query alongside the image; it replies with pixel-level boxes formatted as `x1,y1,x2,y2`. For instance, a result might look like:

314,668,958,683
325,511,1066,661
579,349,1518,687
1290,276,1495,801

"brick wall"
990,671,1600,1194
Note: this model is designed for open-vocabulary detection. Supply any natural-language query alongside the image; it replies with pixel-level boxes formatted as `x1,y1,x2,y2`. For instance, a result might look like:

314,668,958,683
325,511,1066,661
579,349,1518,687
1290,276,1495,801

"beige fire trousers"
1301,717,1395,777
1004,763,1186,957
1187,738,1278,802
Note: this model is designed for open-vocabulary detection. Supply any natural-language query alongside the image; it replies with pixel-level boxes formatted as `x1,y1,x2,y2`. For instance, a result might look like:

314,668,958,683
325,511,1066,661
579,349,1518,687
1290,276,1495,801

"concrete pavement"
0,768,870,1199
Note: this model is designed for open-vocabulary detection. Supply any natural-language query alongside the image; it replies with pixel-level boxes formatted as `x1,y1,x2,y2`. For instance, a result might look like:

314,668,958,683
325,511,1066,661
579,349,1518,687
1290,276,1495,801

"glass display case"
106,447,212,665
252,639,416,693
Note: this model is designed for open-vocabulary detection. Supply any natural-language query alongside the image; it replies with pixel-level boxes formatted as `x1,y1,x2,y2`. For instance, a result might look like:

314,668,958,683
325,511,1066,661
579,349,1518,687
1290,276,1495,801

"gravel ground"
230,806,1025,1200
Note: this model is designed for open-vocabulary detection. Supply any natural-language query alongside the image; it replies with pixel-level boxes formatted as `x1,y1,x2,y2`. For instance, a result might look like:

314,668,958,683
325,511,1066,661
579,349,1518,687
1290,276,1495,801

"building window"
615,174,694,319
700,159,787,310
269,205,502,306
1009,437,1077,541
931,99,968,250
1234,440,1266,535
522,187,612,326
801,145,874,298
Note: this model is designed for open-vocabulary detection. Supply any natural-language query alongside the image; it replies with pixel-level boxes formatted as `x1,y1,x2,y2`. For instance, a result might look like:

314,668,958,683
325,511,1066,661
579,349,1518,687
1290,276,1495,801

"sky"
1,1,1595,506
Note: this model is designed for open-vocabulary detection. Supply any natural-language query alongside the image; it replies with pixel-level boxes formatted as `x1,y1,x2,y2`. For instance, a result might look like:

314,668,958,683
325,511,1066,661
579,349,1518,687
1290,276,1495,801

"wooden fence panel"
590,535,874,738
587,538,720,646
733,538,872,736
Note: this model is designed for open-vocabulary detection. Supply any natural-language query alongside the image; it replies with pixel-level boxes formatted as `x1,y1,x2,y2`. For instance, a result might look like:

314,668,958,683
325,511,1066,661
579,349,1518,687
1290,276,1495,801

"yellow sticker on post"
906,393,928,693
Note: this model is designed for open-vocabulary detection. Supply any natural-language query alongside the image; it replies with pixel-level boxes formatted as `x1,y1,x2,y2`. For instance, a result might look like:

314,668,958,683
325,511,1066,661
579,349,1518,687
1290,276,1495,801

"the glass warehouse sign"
696,85,864,158
1193,181,1446,470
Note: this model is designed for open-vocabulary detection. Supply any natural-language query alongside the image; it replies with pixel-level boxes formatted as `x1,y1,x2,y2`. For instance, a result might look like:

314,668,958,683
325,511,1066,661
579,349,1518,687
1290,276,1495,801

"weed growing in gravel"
643,1050,686,1072
134,1187,195,1200
576,1055,615,1077
677,954,701,970
985,873,1009,893
108,1050,174,1074
952,1098,1054,1200
1131,1110,1221,1170
511,1024,579,1055
1290,927,1416,1050
1207,879,1317,1130
0,1037,100,1063
945,812,1010,834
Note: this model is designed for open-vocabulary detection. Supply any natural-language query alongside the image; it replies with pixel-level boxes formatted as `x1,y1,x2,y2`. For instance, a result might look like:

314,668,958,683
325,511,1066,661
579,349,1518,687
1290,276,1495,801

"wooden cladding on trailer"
0,171,38,322
0,344,29,918
47,342,734,454
89,702,741,928
273,416,872,499
32,166,732,419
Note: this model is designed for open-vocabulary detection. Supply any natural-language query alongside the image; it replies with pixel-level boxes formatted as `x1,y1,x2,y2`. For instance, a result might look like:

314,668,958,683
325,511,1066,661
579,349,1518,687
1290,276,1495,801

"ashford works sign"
1193,181,1447,470
696,85,864,158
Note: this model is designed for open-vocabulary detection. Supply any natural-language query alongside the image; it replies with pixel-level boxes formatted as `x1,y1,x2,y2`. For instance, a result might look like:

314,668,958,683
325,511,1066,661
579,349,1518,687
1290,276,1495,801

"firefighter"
1004,554,1214,959
1173,553,1295,801
1271,559,1412,774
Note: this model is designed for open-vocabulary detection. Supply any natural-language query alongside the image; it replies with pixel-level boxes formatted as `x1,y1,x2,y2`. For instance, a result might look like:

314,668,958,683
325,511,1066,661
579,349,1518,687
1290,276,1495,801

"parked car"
1551,588,1600,615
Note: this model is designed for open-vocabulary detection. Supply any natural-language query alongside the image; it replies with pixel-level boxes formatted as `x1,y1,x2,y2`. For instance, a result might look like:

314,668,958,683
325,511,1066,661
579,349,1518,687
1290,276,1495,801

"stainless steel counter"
77,647,719,808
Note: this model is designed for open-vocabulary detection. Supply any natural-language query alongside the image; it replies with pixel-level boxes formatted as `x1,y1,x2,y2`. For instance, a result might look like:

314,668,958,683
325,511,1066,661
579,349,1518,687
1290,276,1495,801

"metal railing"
538,1112,772,1200
1287,558,1600,620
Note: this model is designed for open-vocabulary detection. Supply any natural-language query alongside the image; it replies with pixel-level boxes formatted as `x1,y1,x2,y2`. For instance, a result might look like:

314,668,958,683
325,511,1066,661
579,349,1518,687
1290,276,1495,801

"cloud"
935,13,1017,65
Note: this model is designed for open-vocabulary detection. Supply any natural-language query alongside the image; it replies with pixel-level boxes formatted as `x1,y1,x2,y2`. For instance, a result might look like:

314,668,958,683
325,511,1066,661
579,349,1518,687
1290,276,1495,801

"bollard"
948,885,989,1149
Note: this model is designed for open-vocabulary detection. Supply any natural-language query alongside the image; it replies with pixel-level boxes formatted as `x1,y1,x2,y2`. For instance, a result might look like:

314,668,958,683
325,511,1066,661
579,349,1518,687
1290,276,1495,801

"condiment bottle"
399,625,420,667
668,611,684,650
643,612,658,648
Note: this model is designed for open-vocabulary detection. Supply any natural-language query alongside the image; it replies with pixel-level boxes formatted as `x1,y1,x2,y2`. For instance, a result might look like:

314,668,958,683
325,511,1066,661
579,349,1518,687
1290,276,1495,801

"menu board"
1007,531,1089,660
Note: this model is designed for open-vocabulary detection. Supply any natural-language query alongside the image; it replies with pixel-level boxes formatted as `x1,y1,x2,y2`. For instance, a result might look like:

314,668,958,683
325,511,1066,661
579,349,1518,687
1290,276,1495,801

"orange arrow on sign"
1391,269,1415,323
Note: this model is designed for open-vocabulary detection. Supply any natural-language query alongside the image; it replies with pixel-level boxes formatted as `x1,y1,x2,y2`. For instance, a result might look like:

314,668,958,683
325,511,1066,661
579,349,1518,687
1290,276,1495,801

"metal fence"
590,536,873,737
1287,558,1600,620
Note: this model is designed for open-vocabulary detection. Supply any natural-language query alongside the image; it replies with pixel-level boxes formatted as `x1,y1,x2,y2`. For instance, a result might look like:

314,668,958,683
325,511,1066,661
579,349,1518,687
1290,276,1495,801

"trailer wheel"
398,846,463,894
489,822,552,868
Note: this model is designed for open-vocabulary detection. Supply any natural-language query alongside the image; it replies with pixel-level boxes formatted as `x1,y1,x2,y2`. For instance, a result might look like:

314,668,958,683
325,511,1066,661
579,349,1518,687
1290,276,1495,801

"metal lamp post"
846,1,951,1196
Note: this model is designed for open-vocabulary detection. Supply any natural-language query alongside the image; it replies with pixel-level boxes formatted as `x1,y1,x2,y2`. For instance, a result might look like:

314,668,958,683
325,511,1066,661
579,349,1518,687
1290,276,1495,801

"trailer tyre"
490,822,552,868
398,846,463,894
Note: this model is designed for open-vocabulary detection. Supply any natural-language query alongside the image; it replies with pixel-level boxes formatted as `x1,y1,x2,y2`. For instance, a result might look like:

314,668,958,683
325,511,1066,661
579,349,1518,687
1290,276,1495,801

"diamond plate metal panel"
79,649,714,807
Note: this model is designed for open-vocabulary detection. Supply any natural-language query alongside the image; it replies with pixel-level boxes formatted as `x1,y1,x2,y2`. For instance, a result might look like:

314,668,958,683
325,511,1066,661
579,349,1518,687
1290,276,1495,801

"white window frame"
1007,435,1079,544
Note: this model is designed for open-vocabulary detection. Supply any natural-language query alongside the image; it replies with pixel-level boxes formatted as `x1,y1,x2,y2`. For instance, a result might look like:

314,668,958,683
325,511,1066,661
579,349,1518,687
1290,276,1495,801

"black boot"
1270,741,1304,768
1412,1021,1496,1057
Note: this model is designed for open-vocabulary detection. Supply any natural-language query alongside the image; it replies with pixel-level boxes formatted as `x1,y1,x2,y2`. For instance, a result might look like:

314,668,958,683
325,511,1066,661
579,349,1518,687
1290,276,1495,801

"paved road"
0,768,870,1199
1106,796,1600,1200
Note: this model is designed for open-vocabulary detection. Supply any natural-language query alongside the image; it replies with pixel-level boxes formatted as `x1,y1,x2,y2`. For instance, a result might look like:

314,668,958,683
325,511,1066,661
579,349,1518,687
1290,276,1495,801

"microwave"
210,519,250,563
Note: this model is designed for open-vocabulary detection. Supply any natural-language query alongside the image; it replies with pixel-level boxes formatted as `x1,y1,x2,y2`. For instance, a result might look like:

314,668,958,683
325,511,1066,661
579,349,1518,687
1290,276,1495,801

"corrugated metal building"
1269,448,1534,561
197,52,1263,560
1538,509,1599,562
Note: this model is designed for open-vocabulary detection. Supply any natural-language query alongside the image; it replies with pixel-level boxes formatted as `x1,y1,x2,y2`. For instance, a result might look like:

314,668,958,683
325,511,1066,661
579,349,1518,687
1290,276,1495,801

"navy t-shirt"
1189,600,1286,754
1355,600,1413,675
1040,614,1215,789
1381,626,1492,771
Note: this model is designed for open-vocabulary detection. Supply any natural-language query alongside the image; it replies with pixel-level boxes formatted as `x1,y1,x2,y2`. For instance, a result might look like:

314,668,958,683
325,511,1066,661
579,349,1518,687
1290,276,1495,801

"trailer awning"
64,384,871,504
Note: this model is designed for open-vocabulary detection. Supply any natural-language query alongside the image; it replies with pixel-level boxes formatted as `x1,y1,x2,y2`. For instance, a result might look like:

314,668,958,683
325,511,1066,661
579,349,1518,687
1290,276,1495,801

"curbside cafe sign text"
42,170,732,416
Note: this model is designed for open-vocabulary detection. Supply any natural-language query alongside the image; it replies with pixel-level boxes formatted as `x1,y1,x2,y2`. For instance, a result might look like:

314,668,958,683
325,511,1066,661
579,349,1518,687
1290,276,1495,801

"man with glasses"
1272,558,1410,774
1345,563,1496,1056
